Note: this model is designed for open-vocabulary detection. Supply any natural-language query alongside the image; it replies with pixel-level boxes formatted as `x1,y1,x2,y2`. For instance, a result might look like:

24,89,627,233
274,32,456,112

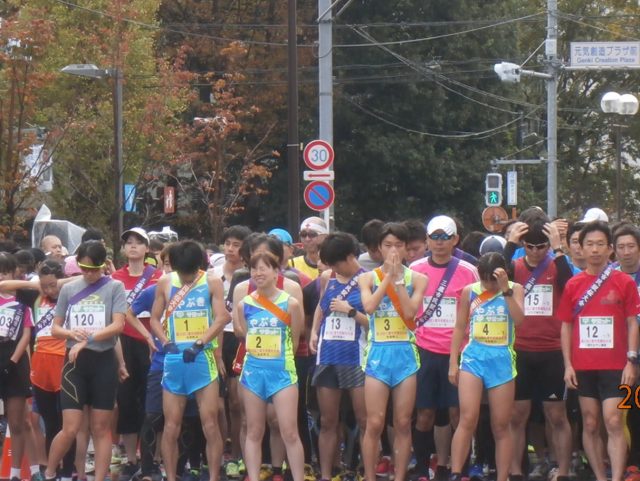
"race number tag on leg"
421,297,456,328
524,284,553,316
174,309,208,342
247,327,281,358
579,316,613,349
324,312,356,341
472,314,508,346
374,316,409,342
0,307,16,339
69,303,106,334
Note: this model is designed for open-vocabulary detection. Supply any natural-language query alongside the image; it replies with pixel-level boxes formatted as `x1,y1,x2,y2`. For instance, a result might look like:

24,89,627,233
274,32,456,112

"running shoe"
529,463,549,481
376,457,391,478
120,462,140,481
259,465,273,481
304,464,316,481
226,461,240,479
238,460,247,475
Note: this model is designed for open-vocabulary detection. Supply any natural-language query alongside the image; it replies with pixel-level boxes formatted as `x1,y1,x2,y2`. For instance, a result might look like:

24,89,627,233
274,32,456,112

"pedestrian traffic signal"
485,173,503,207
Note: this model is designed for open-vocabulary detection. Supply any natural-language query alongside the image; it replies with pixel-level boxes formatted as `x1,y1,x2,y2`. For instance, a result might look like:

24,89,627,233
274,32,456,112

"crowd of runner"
0,207,639,481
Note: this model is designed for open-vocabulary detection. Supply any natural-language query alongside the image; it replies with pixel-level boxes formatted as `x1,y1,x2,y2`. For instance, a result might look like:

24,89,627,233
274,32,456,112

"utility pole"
546,0,559,218
287,0,300,234
113,67,124,246
318,0,333,230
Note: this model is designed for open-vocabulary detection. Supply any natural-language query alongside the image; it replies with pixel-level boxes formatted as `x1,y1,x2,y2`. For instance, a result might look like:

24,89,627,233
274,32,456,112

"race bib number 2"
69,304,106,334
247,327,281,358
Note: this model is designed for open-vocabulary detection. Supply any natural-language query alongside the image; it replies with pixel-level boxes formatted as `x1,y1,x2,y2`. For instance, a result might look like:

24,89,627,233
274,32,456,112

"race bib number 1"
173,310,209,342
69,303,106,334
579,316,613,349
324,313,356,341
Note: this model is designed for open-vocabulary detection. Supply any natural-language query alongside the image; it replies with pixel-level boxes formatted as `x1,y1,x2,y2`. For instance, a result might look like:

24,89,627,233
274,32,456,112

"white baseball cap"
479,235,507,255
426,215,457,236
121,227,150,245
580,208,609,224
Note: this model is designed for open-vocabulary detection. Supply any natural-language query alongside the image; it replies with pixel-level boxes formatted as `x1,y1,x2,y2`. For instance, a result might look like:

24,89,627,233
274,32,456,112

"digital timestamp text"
618,385,640,409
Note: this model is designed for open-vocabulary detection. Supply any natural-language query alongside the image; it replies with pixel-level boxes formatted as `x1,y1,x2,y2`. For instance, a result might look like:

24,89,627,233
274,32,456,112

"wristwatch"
394,279,406,286
553,247,564,254
627,350,639,365
502,288,514,297
348,308,357,318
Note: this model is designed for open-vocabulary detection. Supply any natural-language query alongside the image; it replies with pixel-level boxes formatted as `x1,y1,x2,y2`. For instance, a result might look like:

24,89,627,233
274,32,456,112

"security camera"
493,62,521,83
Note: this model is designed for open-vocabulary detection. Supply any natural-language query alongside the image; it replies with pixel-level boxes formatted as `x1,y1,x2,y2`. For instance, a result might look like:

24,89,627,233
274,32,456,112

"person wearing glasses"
358,222,428,481
503,216,574,481
409,216,479,481
43,241,127,481
448,252,525,481
558,221,639,481
289,216,328,281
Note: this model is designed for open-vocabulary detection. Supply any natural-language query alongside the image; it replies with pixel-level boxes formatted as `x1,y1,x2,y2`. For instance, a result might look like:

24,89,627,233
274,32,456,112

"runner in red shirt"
111,227,162,479
557,221,640,481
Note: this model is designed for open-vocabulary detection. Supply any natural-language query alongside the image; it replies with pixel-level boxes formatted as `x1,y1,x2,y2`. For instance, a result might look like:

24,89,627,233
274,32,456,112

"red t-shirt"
513,258,561,351
557,269,640,370
112,264,162,342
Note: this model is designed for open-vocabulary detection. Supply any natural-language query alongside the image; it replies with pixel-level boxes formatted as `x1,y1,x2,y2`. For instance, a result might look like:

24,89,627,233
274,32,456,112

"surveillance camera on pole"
494,62,521,83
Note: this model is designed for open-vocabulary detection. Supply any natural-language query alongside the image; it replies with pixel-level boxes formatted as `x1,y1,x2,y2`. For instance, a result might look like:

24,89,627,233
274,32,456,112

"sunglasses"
300,231,319,239
78,262,105,271
429,233,454,241
524,242,549,251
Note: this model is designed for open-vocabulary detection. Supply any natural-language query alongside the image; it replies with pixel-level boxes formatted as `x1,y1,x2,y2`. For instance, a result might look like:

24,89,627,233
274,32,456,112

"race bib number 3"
174,310,209,342
0,307,16,339
422,297,456,328
579,316,613,349
69,304,106,334
374,316,408,342
473,317,508,345
247,327,281,358
524,284,553,317
324,313,356,341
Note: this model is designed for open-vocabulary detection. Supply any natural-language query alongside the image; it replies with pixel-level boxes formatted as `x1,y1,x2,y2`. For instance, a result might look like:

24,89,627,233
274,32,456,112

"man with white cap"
290,216,328,280
410,215,479,481
580,207,609,224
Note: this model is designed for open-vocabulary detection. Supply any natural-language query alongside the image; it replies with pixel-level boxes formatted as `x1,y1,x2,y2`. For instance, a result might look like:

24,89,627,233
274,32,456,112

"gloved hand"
183,341,204,363
163,342,180,355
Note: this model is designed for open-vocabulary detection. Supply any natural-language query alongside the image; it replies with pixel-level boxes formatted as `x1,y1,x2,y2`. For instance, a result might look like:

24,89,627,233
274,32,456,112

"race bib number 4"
69,304,106,334
324,313,356,341
174,310,209,343
0,307,17,339
524,284,553,317
247,327,281,358
473,316,508,346
422,297,456,328
579,316,613,349
374,316,408,342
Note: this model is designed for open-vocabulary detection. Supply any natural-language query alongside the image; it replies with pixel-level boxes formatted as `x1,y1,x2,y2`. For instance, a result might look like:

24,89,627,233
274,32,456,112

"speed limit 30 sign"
303,140,335,170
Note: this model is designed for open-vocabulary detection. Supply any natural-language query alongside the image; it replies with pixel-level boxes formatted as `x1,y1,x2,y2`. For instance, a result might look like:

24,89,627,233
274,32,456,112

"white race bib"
0,307,17,340
324,312,356,341
69,303,106,334
579,316,613,349
422,297,456,328
524,284,553,317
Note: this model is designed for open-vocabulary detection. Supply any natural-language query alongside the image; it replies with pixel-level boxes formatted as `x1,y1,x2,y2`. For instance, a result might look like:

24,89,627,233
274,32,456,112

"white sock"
61,477,72,481
10,468,22,480
30,465,40,475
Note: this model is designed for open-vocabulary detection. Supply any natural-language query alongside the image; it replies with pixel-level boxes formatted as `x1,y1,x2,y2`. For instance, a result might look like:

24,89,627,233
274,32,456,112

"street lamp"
600,91,639,220
61,63,124,248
